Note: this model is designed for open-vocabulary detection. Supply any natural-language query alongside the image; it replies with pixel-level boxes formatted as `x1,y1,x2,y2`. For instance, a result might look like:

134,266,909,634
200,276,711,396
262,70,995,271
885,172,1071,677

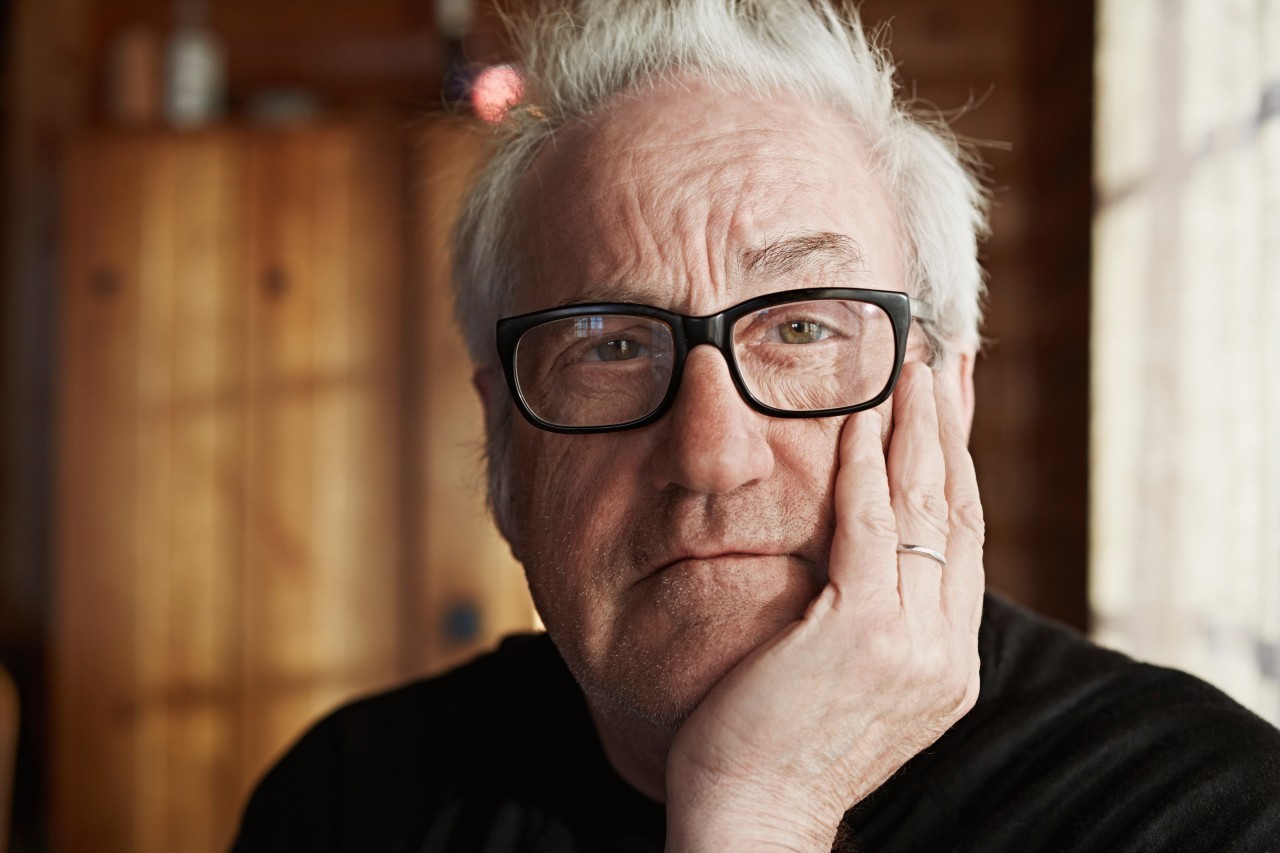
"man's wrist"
664,765,844,853
665,805,840,853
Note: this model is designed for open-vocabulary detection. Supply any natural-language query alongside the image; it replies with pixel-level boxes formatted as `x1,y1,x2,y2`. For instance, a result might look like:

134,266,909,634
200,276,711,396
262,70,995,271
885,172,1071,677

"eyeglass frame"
495,286,925,435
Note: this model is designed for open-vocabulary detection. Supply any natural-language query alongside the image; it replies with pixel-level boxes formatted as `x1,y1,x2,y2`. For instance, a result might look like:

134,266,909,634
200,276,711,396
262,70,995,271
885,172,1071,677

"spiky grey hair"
450,0,989,534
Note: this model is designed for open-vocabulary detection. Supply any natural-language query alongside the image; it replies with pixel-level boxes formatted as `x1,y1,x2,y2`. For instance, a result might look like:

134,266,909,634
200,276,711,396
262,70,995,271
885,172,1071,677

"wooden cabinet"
53,120,533,852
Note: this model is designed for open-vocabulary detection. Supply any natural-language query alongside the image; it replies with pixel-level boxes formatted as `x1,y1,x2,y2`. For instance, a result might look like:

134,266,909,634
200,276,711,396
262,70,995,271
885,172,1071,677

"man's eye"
592,339,645,361
777,320,829,344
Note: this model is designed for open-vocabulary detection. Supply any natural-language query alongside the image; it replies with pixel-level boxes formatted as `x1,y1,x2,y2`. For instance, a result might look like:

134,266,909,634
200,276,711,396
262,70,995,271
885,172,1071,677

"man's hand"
664,362,985,851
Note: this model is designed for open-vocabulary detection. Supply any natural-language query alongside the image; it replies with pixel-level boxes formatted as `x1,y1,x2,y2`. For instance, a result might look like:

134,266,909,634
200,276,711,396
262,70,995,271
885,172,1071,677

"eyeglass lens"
512,298,895,428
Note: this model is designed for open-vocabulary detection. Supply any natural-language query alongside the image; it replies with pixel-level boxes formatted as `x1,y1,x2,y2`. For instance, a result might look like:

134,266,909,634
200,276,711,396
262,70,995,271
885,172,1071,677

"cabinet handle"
263,267,289,298
443,601,481,644
89,268,121,299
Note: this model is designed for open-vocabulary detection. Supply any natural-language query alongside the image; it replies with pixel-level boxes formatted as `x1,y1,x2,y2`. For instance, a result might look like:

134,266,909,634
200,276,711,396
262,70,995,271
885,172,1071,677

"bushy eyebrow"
553,231,867,308
557,283,663,307
740,231,866,279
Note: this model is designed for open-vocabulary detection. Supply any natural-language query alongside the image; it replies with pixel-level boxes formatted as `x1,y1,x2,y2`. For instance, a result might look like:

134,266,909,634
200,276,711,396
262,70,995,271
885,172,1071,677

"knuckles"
949,498,986,541
852,504,899,541
902,488,950,524
857,620,912,673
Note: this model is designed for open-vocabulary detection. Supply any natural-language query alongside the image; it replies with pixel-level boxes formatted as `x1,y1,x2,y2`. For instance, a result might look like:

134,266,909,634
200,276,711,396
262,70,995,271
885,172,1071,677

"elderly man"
235,1,1280,850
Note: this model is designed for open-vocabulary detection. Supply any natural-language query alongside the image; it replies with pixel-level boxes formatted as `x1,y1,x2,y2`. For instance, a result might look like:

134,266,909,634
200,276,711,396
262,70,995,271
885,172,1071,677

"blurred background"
0,0,1275,850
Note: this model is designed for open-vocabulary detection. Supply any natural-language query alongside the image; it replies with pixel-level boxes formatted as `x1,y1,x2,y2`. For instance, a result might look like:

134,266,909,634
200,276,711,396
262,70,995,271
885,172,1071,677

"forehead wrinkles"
519,124,852,296
512,83,900,315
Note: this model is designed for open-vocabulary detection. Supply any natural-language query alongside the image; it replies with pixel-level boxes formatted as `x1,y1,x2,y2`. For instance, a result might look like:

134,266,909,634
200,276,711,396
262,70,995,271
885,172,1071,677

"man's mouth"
663,549,771,563
652,550,794,577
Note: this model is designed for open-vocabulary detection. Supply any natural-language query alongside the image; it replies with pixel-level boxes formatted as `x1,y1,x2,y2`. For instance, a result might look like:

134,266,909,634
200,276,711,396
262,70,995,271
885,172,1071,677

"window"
1092,0,1280,723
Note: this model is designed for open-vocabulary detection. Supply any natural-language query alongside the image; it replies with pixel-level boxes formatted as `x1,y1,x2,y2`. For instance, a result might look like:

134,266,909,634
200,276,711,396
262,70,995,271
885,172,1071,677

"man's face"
493,80,923,728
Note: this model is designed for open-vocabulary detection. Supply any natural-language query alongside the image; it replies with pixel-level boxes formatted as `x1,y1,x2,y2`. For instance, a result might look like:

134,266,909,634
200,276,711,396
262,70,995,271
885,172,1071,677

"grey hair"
451,0,989,533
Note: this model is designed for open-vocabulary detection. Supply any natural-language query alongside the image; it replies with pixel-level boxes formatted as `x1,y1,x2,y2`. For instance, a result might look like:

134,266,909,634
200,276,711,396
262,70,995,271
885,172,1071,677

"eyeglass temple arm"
909,297,935,323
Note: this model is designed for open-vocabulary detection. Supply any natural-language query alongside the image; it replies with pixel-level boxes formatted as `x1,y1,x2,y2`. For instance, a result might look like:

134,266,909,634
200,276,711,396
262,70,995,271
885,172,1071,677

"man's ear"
948,350,977,443
473,366,501,425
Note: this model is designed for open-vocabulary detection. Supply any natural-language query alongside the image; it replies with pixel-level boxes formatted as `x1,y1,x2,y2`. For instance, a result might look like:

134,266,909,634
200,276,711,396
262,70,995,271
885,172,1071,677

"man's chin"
582,611,797,732
583,664,722,734
549,556,823,732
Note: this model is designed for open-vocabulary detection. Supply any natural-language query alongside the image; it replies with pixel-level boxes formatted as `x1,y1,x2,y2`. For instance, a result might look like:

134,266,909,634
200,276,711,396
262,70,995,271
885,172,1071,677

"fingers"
828,408,898,610
887,363,950,611
830,359,983,635
935,372,986,634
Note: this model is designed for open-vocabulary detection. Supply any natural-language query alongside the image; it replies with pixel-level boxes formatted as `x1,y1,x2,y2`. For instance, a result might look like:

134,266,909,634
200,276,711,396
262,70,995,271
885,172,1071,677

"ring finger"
887,362,950,612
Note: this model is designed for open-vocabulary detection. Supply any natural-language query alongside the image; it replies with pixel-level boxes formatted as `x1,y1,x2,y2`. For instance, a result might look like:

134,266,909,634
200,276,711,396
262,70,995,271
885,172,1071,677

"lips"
638,551,825,613
661,549,774,565
651,549,792,577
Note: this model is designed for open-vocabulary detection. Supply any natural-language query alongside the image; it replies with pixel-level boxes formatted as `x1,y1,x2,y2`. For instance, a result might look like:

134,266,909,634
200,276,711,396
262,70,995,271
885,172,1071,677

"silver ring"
897,545,947,566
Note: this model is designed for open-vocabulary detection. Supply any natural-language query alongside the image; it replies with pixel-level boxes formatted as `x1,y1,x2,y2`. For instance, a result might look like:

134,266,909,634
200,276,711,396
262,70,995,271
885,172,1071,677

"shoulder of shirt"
920,592,1280,850
977,591,1276,726
231,632,565,852
319,631,563,731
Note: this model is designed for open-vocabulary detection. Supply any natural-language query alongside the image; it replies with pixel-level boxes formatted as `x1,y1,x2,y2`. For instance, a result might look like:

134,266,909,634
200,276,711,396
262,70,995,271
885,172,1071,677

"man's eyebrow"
740,232,866,279
552,232,866,308
556,283,664,307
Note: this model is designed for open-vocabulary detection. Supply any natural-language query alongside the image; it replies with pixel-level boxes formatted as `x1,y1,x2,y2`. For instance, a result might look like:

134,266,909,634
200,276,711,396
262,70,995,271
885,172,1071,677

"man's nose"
647,346,775,493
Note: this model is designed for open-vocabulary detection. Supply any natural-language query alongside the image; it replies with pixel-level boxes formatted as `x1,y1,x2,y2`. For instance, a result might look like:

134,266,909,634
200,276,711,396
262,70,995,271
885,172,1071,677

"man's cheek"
768,415,848,474
514,437,621,548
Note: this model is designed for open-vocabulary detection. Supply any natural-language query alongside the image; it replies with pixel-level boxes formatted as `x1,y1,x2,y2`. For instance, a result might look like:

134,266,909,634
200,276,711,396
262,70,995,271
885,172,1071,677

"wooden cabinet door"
56,129,251,853
237,125,406,795
53,121,531,853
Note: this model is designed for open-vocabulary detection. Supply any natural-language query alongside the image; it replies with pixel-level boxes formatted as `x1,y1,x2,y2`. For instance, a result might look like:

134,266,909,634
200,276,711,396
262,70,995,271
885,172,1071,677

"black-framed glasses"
496,287,923,434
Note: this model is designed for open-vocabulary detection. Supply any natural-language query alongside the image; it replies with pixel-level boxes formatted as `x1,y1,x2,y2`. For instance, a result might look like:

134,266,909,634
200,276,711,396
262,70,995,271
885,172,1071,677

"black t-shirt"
233,594,1280,851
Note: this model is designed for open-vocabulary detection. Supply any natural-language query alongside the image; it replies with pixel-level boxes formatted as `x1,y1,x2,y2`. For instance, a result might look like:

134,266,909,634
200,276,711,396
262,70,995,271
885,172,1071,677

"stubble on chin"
525,484,835,731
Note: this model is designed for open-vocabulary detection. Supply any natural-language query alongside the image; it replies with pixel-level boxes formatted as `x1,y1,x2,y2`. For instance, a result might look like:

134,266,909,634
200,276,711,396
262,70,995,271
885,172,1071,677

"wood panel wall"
52,120,532,853
1,2,92,846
